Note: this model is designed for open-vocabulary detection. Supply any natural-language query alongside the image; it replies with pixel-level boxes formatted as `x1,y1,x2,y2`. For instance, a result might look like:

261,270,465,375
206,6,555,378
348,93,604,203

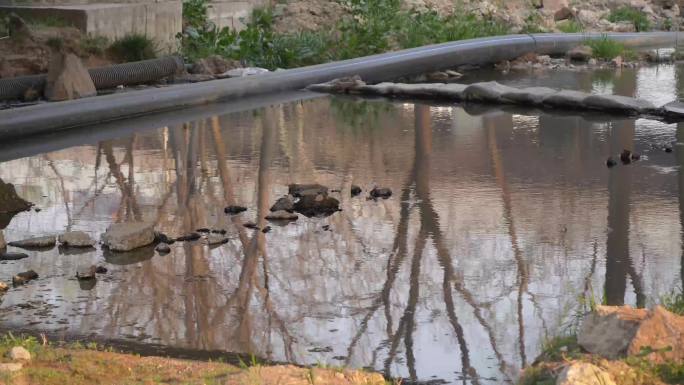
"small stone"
351,185,362,197
370,187,393,199
12,270,38,286
101,222,155,252
665,146,674,153
58,231,96,247
288,184,328,198
620,149,632,164
265,210,299,221
0,252,28,261
76,265,97,280
606,157,617,168
155,243,171,254
211,229,227,235
0,362,22,372
567,45,593,62
196,228,210,233
0,282,8,292
224,205,247,215
153,232,172,244
243,222,260,229
270,195,295,212
262,226,272,233
95,266,107,274
8,235,56,249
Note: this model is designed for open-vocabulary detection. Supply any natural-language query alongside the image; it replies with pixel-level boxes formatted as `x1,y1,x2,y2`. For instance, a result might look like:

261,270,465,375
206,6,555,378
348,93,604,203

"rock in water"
351,185,362,197
620,149,632,164
155,243,171,254
243,222,260,229
101,222,155,252
76,265,96,280
567,45,593,61
556,362,616,385
45,52,96,102
288,184,328,198
8,235,56,249
370,187,392,199
0,179,32,228
606,157,617,168
0,252,28,260
12,270,38,286
262,226,272,233
265,210,299,221
224,205,247,215
0,282,8,292
95,266,107,274
8,346,31,361
203,235,228,246
270,195,295,212
58,231,95,247
293,195,340,217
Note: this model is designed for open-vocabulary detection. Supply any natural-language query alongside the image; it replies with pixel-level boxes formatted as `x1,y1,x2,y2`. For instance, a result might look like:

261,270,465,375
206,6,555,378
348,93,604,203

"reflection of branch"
44,154,72,229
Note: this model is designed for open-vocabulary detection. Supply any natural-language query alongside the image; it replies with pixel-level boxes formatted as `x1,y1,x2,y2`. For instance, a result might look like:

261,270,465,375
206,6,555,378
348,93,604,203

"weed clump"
608,6,651,32
108,34,157,62
586,35,629,60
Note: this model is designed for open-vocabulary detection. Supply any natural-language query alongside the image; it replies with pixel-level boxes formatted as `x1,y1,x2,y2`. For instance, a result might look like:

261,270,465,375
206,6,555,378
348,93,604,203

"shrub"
608,6,651,32
586,35,626,60
80,35,110,56
108,34,157,62
557,20,583,33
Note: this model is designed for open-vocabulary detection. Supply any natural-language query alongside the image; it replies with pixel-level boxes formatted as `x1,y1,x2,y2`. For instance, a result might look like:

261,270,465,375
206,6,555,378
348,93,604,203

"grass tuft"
557,20,583,33
607,6,651,32
586,35,628,60
108,34,157,62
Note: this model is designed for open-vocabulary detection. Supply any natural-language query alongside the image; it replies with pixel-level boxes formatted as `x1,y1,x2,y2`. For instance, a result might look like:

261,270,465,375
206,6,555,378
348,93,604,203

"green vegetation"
586,35,630,60
177,0,509,70
521,12,546,34
557,20,583,33
80,35,110,56
108,34,157,62
662,288,684,315
607,6,651,32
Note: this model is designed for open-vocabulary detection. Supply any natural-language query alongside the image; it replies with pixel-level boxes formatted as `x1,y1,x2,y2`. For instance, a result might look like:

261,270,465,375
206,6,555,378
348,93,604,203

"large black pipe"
0,32,680,138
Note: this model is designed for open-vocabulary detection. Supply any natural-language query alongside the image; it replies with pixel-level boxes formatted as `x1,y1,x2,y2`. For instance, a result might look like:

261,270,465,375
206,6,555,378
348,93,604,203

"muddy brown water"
0,64,684,384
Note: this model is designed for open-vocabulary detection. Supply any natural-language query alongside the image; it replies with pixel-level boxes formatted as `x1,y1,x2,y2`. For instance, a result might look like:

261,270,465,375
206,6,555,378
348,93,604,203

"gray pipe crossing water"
0,32,680,138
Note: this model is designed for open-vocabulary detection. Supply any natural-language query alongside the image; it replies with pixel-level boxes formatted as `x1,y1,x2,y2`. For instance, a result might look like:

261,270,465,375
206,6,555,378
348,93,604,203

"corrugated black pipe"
0,32,681,138
0,56,184,101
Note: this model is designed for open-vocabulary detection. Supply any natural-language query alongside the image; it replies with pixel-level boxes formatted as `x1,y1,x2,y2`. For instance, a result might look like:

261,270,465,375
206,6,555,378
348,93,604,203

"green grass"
557,20,583,33
661,288,684,315
586,35,629,60
520,12,546,34
607,6,651,32
108,34,157,62
178,0,510,70
80,35,110,56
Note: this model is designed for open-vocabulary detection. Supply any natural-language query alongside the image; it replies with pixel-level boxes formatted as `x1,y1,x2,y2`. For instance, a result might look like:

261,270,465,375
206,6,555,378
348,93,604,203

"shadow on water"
0,64,683,384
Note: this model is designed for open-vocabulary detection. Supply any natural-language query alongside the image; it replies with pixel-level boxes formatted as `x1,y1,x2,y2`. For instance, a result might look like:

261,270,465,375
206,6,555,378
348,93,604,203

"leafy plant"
608,6,651,32
520,12,546,34
80,35,110,56
557,20,583,33
586,35,626,60
662,289,684,315
108,34,158,62
182,0,208,29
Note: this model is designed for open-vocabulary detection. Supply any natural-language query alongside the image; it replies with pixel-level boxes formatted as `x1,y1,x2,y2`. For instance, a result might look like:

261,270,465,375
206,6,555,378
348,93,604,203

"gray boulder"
101,222,155,252
58,231,95,247
270,195,295,212
584,94,656,114
45,52,97,102
8,235,56,249
578,305,648,359
501,87,557,105
293,194,340,217
0,252,28,260
542,90,590,109
155,242,171,254
462,82,518,103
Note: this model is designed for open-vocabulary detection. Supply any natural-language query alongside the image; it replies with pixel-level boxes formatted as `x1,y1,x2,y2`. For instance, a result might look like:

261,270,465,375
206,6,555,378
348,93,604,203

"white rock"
101,222,155,252
0,363,22,372
59,231,95,247
556,362,615,385
8,346,30,361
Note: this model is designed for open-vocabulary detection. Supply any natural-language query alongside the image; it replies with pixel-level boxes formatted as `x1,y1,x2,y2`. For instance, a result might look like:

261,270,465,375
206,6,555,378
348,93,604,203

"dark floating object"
0,252,28,260
211,229,227,235
270,195,295,212
33,207,41,212
620,149,632,164
12,270,38,286
606,157,617,168
155,243,171,254
293,195,341,217
665,146,673,153
262,226,272,234
351,185,362,197
196,228,210,233
76,265,97,280
288,183,328,198
330,189,341,193
322,225,331,231
95,266,108,274
224,205,247,215
370,187,393,199
631,153,641,161
154,232,173,244
243,222,259,230
176,233,200,242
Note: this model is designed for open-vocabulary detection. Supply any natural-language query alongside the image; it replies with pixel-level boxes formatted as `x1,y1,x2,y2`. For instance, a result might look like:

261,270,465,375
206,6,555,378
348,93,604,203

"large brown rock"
579,305,684,362
101,222,155,252
45,52,96,102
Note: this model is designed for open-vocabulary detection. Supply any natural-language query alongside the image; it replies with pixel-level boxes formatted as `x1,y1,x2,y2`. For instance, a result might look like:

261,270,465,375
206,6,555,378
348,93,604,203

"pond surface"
1,64,684,384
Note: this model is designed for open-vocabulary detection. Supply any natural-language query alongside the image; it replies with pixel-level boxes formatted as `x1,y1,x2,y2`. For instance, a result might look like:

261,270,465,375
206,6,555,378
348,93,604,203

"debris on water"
196,228,210,233
154,232,173,245
176,233,200,242
265,210,299,221
665,146,673,153
0,252,28,261
59,231,96,247
33,207,41,212
262,226,272,233
9,235,56,249
243,222,260,229
351,185,362,197
155,243,171,254
606,157,617,168
288,183,328,198
224,206,247,215
631,152,641,161
203,234,228,246
293,195,340,217
12,270,38,286
95,266,107,274
308,346,333,353
370,187,393,199
211,229,227,235
330,189,341,193
620,150,632,164
322,225,331,231
270,195,295,212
